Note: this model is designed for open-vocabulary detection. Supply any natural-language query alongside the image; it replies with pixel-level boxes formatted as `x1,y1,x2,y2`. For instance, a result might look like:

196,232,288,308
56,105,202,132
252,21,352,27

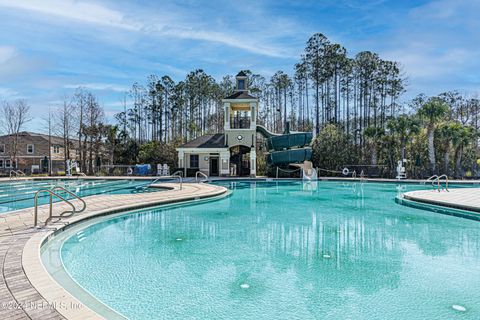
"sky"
0,0,479,130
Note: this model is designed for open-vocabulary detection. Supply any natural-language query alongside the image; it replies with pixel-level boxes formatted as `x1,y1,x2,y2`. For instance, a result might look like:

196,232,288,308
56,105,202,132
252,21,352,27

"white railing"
148,174,183,190
424,175,438,185
424,174,449,192
34,186,87,227
171,170,184,177
436,174,449,192
195,171,209,183
9,170,25,179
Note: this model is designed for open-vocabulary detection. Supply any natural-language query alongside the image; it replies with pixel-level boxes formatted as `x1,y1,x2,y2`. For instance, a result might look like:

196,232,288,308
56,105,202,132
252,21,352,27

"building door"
209,157,219,176
230,146,250,176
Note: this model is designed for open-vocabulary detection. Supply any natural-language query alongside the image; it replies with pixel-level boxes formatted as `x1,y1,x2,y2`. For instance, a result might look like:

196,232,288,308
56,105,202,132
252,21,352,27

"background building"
0,131,81,175
176,71,258,177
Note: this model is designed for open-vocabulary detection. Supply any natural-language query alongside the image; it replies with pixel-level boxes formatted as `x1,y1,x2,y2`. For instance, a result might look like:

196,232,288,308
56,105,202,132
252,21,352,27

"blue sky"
0,0,479,129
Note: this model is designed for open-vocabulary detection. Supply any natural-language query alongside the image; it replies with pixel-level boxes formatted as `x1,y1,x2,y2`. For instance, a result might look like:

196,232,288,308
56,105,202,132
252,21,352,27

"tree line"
1,33,478,177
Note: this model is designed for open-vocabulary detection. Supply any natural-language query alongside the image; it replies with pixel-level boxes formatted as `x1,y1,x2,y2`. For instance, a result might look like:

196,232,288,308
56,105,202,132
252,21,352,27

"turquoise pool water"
0,179,159,212
47,181,480,319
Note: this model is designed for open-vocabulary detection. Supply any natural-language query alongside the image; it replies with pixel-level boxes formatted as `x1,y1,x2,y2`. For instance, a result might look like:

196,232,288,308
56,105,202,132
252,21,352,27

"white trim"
176,147,228,153
0,155,47,159
27,144,34,154
222,98,258,103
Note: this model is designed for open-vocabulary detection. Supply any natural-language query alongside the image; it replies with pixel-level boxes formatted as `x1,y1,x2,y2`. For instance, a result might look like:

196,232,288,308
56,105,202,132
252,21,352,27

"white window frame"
0,159,3,168
0,144,4,154
27,144,34,154
5,159,11,168
53,145,60,154
189,154,199,168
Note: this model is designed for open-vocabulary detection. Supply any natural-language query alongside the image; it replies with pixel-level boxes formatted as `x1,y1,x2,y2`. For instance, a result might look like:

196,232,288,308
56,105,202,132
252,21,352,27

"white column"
220,151,230,176
250,150,256,177
178,151,184,167
250,102,256,129
224,102,230,130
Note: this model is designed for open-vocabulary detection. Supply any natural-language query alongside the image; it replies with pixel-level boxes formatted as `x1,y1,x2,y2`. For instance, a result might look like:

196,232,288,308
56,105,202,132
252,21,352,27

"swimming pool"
42,181,480,319
0,179,160,212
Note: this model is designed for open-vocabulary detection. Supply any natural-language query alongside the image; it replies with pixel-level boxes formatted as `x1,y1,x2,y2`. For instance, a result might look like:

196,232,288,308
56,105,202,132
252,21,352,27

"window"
237,79,245,90
53,145,60,154
27,144,34,154
190,154,199,168
0,159,3,168
5,159,11,168
0,144,4,153
230,110,251,129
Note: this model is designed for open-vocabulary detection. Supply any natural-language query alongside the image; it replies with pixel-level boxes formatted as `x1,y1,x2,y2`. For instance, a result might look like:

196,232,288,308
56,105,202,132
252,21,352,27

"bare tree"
41,106,54,175
1,99,31,169
53,96,75,170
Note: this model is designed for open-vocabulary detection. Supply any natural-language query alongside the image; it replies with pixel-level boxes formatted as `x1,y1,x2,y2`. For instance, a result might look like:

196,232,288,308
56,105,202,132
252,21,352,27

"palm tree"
364,125,385,166
451,125,473,177
418,98,449,174
438,122,458,176
387,115,420,161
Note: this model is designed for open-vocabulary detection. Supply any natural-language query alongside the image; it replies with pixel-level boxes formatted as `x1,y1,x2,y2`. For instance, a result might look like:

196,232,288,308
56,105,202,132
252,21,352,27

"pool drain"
452,305,466,312
323,254,331,258
240,283,250,289
176,238,183,241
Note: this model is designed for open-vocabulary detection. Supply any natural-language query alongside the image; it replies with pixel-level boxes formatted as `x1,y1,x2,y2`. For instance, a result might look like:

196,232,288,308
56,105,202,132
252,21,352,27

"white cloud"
0,0,294,58
64,83,130,92
0,46,17,64
0,87,19,98
0,0,139,30
0,46,44,80
368,0,480,97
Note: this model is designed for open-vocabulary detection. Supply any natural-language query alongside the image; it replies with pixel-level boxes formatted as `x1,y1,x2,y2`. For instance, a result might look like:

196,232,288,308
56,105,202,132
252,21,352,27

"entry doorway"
230,145,250,177
209,157,219,176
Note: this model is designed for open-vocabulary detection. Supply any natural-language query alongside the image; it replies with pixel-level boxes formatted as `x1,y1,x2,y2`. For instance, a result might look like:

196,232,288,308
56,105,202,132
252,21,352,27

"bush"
137,141,177,168
312,124,355,173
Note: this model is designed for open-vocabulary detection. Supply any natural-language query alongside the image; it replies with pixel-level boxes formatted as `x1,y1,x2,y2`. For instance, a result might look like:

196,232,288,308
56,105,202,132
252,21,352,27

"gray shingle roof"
224,91,257,100
179,133,226,148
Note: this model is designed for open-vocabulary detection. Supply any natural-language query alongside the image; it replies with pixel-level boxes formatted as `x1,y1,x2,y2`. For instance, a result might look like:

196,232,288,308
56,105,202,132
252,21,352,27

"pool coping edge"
21,183,228,320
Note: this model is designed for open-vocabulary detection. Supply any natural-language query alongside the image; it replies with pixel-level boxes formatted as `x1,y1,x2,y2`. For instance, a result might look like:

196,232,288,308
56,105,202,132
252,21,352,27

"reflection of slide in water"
256,125,317,180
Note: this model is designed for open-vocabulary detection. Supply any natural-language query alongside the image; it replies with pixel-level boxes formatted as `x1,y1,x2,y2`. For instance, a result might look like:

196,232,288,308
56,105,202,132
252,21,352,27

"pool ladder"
148,173,183,189
9,170,25,179
424,174,449,192
33,186,87,228
195,171,209,183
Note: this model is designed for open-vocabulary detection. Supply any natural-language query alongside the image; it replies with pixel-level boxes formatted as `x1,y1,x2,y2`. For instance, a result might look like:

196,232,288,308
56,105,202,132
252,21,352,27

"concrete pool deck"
0,182,227,320
403,188,480,214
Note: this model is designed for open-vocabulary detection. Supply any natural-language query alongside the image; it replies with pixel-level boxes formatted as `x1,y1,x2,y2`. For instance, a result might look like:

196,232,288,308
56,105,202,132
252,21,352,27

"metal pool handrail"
424,175,438,183
9,170,25,179
195,171,209,183
171,170,184,177
149,174,183,190
436,174,449,192
424,175,439,189
360,170,365,181
34,186,87,227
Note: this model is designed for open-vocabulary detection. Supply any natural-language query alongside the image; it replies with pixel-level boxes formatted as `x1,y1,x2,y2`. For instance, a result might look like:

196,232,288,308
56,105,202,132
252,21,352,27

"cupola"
235,71,248,92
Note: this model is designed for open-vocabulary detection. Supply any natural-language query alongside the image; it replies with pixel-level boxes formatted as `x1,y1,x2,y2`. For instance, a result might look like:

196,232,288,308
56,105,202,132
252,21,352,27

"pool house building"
177,72,258,177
